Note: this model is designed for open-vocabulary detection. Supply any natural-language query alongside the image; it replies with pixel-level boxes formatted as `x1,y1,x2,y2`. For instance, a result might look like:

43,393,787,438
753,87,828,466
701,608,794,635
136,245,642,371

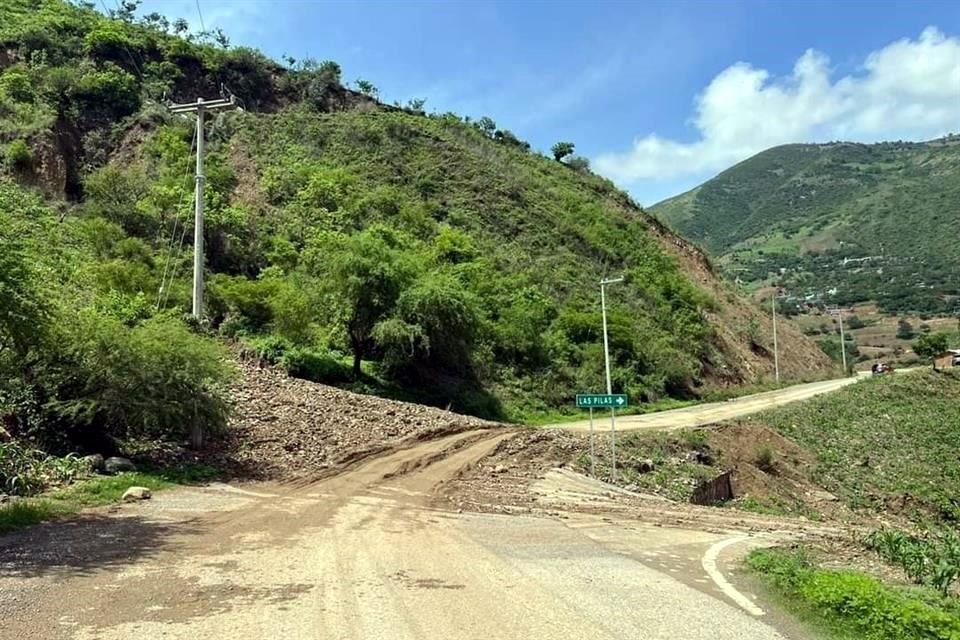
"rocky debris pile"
438,429,590,512
211,360,500,480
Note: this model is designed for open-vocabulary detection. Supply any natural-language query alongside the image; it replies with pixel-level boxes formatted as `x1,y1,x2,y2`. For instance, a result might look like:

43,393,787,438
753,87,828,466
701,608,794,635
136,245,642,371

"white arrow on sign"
616,397,625,405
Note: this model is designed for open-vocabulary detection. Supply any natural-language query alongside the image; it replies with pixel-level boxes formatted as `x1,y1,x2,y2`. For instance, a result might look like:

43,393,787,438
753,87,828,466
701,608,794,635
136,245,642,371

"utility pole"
834,307,847,373
169,95,238,319
601,276,623,481
169,94,237,449
771,292,780,384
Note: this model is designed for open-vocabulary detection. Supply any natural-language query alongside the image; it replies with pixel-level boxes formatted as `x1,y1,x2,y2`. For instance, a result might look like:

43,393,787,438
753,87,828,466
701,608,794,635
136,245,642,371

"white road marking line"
702,536,765,617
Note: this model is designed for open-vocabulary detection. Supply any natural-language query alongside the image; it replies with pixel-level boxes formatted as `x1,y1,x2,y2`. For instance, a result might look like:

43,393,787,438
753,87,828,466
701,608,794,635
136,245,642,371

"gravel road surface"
548,374,868,432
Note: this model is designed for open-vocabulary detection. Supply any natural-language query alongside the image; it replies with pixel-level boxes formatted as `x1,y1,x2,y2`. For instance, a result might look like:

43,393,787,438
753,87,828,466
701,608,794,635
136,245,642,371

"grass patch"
755,369,960,522
0,500,70,532
0,464,220,534
747,547,960,640
572,430,718,501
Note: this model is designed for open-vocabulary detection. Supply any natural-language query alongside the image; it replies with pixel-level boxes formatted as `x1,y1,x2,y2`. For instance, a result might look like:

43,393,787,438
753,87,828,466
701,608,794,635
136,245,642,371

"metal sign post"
600,276,623,481
576,394,629,481
589,407,595,476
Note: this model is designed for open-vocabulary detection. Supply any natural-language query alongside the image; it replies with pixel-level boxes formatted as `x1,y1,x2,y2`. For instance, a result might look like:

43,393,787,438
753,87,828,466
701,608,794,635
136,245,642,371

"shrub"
280,347,350,384
33,313,233,448
846,315,866,330
4,139,32,170
0,442,86,496
754,445,775,472
897,318,915,340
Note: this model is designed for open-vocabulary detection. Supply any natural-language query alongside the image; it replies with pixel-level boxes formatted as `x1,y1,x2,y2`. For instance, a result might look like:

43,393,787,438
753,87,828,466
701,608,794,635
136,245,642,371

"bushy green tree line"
0,182,232,454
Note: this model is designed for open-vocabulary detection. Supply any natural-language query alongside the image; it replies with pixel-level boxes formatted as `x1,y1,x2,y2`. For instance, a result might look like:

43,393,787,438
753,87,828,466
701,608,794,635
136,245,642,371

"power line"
156,126,199,310
195,0,207,34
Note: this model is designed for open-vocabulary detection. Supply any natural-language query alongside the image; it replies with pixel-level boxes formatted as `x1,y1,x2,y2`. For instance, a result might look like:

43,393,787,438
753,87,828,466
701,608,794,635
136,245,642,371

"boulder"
82,454,106,473
694,450,716,466
121,486,151,502
104,456,137,474
635,459,656,474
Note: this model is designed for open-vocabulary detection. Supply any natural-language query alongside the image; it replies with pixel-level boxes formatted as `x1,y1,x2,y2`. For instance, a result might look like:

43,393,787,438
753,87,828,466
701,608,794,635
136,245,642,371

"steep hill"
652,139,960,315
0,0,832,443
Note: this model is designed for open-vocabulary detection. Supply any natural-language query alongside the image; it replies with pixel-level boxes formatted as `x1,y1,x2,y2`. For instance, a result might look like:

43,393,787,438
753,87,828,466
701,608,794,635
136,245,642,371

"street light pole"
771,293,780,385
835,307,847,373
601,276,623,480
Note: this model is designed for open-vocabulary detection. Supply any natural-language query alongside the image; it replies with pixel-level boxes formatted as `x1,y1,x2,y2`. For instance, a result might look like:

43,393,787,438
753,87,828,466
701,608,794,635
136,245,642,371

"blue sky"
143,0,960,205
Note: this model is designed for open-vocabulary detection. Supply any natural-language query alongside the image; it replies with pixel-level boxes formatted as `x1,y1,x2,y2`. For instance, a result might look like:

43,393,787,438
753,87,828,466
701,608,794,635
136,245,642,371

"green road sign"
576,394,628,409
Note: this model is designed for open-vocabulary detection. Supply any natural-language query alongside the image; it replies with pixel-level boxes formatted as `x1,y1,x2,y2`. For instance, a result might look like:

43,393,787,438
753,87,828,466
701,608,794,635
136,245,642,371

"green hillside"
652,140,960,315
0,0,831,456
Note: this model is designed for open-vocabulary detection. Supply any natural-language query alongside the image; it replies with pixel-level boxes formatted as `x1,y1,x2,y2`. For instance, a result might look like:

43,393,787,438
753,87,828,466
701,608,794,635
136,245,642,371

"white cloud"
594,27,960,189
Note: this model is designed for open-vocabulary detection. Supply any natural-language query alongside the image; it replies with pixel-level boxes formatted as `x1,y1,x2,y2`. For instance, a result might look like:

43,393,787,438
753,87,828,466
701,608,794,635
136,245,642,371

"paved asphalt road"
0,429,802,640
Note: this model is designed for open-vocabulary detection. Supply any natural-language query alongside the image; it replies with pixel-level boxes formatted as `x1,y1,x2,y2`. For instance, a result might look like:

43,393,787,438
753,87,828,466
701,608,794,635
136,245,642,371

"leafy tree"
354,78,378,98
913,332,949,370
551,141,575,162
35,312,233,449
566,156,590,172
896,318,915,340
382,270,479,374
846,315,866,330
405,98,427,113
0,211,48,358
321,227,417,377
475,116,496,137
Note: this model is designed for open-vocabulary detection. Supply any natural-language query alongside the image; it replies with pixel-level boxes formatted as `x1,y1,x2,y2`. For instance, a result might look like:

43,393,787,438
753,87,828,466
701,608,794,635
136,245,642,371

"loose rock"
208,359,501,480
83,454,106,473
104,456,137,474
121,486,151,502
635,459,656,474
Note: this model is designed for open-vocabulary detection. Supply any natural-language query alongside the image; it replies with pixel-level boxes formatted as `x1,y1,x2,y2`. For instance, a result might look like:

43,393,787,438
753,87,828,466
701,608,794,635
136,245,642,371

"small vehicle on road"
871,362,893,375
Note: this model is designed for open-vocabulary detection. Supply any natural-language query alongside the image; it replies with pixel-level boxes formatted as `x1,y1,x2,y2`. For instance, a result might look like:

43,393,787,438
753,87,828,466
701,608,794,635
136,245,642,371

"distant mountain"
652,139,960,315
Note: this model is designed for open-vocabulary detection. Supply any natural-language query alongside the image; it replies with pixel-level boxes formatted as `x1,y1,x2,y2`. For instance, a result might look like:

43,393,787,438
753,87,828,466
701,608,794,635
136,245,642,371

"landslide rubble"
209,360,501,479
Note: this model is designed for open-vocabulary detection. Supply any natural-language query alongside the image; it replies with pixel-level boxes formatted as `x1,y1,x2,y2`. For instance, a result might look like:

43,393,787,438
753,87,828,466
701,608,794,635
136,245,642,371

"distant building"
933,349,960,369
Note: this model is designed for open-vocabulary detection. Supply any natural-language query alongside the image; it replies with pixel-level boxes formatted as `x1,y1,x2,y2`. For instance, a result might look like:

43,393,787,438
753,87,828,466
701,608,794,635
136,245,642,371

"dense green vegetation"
653,140,960,315
224,108,717,417
866,528,960,597
757,370,960,522
0,180,233,455
747,548,960,640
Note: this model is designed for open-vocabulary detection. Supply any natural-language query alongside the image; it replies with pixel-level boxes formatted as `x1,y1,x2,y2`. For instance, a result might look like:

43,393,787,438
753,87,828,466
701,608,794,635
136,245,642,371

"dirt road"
0,429,811,640
548,374,867,432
